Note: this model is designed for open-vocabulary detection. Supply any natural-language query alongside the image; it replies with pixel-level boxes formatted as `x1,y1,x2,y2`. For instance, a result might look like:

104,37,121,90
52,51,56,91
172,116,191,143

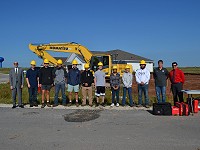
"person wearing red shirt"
168,62,185,105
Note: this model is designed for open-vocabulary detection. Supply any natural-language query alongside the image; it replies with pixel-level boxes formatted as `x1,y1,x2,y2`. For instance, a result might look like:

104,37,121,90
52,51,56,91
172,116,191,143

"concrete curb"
0,104,152,111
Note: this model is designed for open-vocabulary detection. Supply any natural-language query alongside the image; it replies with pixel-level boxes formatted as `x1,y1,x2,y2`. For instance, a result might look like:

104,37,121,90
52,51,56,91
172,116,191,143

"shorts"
41,85,52,91
96,86,105,97
67,84,79,93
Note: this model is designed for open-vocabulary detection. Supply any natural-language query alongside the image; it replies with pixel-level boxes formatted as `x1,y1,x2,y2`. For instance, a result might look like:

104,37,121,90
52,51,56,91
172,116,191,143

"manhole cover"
64,110,101,122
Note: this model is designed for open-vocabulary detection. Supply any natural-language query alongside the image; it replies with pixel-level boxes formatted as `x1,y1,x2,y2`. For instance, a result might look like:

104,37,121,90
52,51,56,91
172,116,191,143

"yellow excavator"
29,42,132,78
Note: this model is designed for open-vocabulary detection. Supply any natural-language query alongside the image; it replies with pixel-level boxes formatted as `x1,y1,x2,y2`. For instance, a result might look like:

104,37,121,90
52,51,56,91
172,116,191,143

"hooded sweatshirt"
122,72,133,88
135,68,150,85
67,68,81,86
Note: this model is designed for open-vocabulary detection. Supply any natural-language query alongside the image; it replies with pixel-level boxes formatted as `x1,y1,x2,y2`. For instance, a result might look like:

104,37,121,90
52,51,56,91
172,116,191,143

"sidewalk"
0,104,152,110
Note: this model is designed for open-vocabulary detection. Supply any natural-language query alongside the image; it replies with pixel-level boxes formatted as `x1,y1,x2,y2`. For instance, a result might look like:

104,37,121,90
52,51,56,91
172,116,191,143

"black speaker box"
153,102,172,116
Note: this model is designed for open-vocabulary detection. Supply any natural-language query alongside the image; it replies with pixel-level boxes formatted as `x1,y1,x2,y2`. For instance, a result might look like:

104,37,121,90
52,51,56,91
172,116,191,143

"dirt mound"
132,74,200,101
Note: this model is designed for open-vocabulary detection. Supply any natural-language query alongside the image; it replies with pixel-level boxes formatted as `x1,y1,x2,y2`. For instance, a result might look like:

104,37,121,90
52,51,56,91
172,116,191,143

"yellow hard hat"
72,60,78,65
98,62,103,66
125,65,130,69
30,60,36,65
112,66,117,70
44,59,49,64
57,59,63,65
140,60,146,65
84,63,90,69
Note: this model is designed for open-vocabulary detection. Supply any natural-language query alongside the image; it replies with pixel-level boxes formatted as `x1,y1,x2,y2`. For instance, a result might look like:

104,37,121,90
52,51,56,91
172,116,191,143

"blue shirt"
26,68,39,88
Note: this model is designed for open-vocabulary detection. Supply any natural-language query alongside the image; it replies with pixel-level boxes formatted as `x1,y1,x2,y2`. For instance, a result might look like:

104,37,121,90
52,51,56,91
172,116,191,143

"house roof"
91,49,153,62
60,49,153,64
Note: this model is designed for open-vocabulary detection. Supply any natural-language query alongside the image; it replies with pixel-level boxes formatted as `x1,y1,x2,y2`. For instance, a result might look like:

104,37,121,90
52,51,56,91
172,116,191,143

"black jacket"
39,67,54,85
81,70,94,87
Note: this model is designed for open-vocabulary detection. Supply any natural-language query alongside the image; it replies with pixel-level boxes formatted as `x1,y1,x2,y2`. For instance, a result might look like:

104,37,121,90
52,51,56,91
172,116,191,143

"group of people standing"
9,58,185,109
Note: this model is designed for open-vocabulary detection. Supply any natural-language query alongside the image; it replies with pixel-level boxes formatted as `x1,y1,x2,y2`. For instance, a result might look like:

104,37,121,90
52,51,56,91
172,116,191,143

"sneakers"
116,103,119,107
95,103,100,107
12,105,16,109
53,104,58,107
46,102,51,107
101,103,106,107
130,103,135,107
110,103,120,107
81,104,86,107
67,102,72,107
41,103,45,108
76,102,79,107
136,104,143,108
19,105,24,108
34,102,38,107
110,103,115,107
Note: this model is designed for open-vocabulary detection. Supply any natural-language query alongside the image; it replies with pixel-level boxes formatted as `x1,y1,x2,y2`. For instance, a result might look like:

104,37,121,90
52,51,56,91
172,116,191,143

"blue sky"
0,0,200,67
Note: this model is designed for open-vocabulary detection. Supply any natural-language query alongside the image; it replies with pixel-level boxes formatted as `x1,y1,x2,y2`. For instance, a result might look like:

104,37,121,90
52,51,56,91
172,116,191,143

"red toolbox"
175,102,183,116
181,102,190,116
193,100,199,113
172,106,179,116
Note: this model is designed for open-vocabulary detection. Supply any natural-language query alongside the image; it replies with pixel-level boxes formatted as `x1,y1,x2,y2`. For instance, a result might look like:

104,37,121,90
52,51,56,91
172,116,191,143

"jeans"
138,84,149,105
54,83,66,105
122,87,133,106
155,86,166,103
28,87,38,105
111,87,120,104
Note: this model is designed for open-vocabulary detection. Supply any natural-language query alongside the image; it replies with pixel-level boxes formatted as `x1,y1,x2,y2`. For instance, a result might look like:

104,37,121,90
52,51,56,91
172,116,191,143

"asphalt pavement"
0,73,9,83
0,105,200,150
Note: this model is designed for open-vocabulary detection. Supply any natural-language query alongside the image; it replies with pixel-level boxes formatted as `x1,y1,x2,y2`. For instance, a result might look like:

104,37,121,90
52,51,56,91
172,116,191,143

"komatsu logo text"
50,46,72,50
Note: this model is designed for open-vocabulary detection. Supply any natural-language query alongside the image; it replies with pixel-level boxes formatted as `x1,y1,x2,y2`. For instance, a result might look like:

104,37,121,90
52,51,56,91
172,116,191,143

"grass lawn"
0,82,187,106
0,68,10,74
0,68,29,74
166,67,200,74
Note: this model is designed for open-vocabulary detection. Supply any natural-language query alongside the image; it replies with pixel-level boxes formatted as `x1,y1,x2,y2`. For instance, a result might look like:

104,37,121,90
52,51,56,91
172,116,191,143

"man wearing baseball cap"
168,62,185,105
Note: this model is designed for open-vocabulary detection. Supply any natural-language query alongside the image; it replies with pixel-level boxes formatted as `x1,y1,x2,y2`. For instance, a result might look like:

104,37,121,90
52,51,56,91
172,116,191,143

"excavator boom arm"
29,42,93,65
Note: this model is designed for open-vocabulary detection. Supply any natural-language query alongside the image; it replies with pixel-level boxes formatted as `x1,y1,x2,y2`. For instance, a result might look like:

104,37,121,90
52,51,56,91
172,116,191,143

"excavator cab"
90,55,111,77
